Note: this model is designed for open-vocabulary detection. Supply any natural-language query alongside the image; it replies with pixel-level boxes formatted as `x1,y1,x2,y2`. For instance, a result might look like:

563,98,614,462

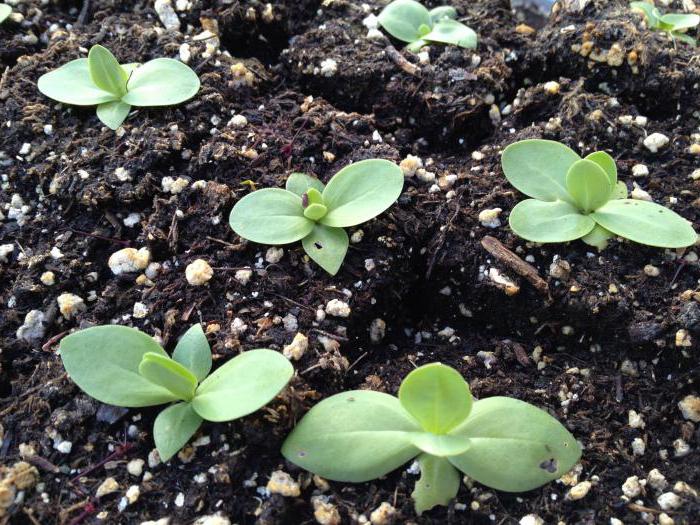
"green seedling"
38,44,200,130
378,0,477,52
502,139,697,250
60,324,293,461
229,159,404,275
282,363,580,514
631,2,699,45
0,4,12,23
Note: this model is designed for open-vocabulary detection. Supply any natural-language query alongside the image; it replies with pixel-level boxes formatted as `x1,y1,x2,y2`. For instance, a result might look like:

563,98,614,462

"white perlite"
266,470,301,497
325,299,351,317
369,318,386,343
161,176,189,194
678,395,700,422
643,133,669,153
133,302,148,319
185,259,213,286
567,481,592,500
57,293,86,319
265,247,284,264
96,477,120,498
108,248,151,275
622,476,642,498
519,515,544,525
283,333,309,361
40,270,56,286
229,114,248,128
657,492,683,511
16,310,46,343
647,469,667,491
0,244,14,263
632,164,649,177
478,208,502,228
235,268,253,285
154,0,181,31
319,58,338,77
369,502,396,525
399,155,423,177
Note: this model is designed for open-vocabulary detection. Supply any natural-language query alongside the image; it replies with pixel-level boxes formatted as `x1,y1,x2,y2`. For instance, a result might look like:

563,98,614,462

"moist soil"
1,0,699,523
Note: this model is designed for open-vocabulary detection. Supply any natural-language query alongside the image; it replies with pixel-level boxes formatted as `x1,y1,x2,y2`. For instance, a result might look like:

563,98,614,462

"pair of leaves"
502,139,697,249
378,0,477,52
229,159,404,275
631,2,699,45
282,363,581,514
60,324,293,460
38,45,200,129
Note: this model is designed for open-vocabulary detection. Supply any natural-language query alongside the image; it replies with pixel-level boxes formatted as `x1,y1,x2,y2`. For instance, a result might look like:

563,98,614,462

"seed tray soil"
1,0,699,524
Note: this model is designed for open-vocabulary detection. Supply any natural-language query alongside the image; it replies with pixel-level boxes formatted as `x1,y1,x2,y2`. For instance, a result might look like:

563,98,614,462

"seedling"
631,2,699,45
282,363,580,514
0,4,12,23
38,44,200,130
229,159,404,275
378,0,477,52
60,324,293,461
501,139,697,249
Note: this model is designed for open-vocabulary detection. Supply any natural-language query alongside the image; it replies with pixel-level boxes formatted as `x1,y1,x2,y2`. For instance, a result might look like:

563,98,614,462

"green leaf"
581,224,615,250
424,19,477,49
565,159,613,213
631,2,661,28
501,139,581,202
286,173,325,197
138,352,198,401
172,324,212,382
192,349,293,422
59,325,178,407
398,363,472,434
672,32,697,46
410,433,471,457
378,0,432,43
584,151,617,189
509,199,596,243
302,224,349,275
612,181,628,199
320,159,404,228
96,100,131,130
429,6,458,24
122,58,200,107
661,13,700,30
88,45,128,98
229,188,315,244
153,402,203,462
282,390,421,482
0,4,12,23
591,199,697,248
449,397,581,492
412,454,461,515
304,203,328,221
38,59,120,106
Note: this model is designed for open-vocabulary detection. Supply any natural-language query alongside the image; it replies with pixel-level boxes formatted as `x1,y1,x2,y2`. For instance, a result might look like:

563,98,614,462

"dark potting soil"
1,0,699,524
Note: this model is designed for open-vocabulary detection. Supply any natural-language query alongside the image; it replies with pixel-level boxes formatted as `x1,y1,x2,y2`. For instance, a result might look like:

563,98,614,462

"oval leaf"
591,199,697,248
192,349,293,422
429,6,458,23
153,402,203,462
138,352,198,401
449,397,581,492
565,159,612,213
660,13,700,30
96,100,131,130
424,20,477,49
378,0,432,43
584,151,617,189
122,58,200,107
286,172,325,197
0,4,12,23
229,188,314,244
172,324,212,382
581,224,615,251
410,433,471,457
502,139,581,202
509,199,595,243
412,454,460,515
282,390,421,482
320,159,404,228
301,224,349,275
399,363,472,434
38,59,120,106
88,45,128,97
59,325,177,407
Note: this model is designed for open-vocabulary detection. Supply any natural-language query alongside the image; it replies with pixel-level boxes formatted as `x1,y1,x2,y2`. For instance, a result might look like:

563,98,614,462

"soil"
1,0,699,524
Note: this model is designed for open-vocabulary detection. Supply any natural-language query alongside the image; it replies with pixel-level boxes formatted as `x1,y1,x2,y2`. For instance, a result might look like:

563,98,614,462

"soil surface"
1,0,699,524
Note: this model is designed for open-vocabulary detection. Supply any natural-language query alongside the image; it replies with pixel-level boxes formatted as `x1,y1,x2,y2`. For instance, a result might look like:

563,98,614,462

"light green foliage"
502,139,697,249
60,324,293,461
282,363,580,514
0,4,13,23
378,0,477,52
38,45,200,129
229,159,403,275
631,2,699,45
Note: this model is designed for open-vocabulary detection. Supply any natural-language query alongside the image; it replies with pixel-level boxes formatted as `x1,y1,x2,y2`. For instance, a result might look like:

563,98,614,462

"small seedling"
282,363,580,514
60,324,293,461
378,0,477,52
0,4,12,23
631,2,699,45
38,44,200,130
229,159,404,275
501,139,697,249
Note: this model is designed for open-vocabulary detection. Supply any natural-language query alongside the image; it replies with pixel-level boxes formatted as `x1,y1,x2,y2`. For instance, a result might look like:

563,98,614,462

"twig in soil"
480,236,549,296
385,45,422,77
25,454,60,473
668,259,687,290
266,292,315,312
66,228,130,245
206,236,245,250
345,352,368,374
310,328,349,342
70,442,134,484
77,0,91,25
194,53,217,73
615,374,624,403
42,330,70,351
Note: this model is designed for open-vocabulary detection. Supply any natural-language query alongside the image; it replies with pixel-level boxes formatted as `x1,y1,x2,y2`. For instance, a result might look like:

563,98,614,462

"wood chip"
480,236,549,295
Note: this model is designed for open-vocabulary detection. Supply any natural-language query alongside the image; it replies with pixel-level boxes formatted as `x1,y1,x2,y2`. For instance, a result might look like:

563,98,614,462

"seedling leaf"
38,59,119,106
378,0,432,43
88,45,128,97
398,363,472,434
122,58,201,106
192,349,293,422
509,199,596,242
429,6,458,24
60,325,178,407
138,352,198,401
282,390,422,482
96,100,132,130
0,4,12,23
286,172,325,196
153,402,203,462
301,223,349,275
581,224,615,250
584,151,617,189
565,159,612,213
448,397,581,492
172,324,212,382
660,13,700,30
424,19,477,49
410,433,471,456
412,454,461,515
